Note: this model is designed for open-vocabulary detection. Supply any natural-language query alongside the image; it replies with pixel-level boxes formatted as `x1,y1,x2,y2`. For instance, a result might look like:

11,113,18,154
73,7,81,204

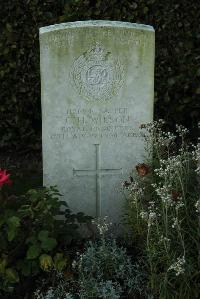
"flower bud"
136,163,150,177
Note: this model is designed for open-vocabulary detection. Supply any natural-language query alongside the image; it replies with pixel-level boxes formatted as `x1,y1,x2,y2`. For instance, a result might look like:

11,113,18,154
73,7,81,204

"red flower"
0,169,12,187
136,163,150,177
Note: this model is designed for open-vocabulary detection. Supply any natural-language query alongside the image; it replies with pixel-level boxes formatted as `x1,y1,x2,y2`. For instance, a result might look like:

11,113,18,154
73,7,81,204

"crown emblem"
88,43,107,62
69,43,124,101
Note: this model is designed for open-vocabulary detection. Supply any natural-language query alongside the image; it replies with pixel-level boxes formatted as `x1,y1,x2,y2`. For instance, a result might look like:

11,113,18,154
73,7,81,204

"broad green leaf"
5,268,19,283
26,244,41,260
0,258,7,274
38,230,49,241
41,237,57,252
7,228,16,242
7,216,20,227
7,216,20,241
54,253,68,271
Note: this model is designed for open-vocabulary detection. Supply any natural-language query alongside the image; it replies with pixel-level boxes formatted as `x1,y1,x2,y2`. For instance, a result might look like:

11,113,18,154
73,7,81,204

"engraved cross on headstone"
73,144,123,217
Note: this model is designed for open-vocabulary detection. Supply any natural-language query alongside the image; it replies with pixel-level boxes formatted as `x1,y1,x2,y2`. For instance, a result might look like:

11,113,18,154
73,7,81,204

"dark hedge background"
0,0,199,153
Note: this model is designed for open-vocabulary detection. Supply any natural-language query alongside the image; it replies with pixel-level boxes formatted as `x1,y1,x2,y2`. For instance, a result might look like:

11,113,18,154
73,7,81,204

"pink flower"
0,169,12,187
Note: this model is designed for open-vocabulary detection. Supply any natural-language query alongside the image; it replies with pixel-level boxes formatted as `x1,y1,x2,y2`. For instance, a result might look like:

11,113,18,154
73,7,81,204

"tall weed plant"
124,120,200,298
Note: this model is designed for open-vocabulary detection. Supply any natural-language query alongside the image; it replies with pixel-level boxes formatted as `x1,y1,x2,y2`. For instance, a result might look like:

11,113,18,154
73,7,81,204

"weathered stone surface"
40,20,155,223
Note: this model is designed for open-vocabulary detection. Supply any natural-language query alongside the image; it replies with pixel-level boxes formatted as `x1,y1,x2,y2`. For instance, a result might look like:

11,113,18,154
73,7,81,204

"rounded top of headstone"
39,20,154,34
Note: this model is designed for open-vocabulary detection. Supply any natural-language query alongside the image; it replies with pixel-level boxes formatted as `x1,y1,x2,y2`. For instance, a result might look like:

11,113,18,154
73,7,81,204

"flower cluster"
155,155,185,181
192,141,200,176
168,256,186,276
195,199,200,214
92,216,112,236
154,183,174,206
124,121,199,297
147,211,157,227
140,211,148,220
140,119,176,150
175,124,189,137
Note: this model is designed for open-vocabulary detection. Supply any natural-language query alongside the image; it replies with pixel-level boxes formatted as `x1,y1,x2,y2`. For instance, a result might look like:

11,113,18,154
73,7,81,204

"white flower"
168,256,186,276
154,184,173,206
159,235,170,244
93,216,112,236
192,142,200,175
175,202,184,210
176,124,189,136
140,211,148,220
149,212,156,219
172,217,178,229
72,260,77,269
195,199,200,213
147,211,157,227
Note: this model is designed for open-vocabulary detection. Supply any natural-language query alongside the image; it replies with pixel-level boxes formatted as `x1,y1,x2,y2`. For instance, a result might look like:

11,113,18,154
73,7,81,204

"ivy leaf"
41,238,57,252
38,230,49,242
0,258,7,274
7,216,20,242
26,244,41,260
54,253,68,271
5,268,19,283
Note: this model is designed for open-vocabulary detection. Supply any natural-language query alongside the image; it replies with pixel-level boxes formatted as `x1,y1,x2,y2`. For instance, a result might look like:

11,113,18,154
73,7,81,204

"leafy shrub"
123,121,200,298
35,218,146,299
0,178,90,296
73,238,146,298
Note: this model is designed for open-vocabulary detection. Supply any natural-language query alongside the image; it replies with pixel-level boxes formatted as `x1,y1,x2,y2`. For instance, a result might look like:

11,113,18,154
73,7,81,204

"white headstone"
40,20,154,223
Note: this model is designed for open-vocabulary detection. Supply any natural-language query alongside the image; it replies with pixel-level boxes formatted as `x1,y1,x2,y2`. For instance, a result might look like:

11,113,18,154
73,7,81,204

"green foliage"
72,238,146,298
34,237,146,299
0,0,62,151
124,121,200,298
0,0,199,150
0,185,90,295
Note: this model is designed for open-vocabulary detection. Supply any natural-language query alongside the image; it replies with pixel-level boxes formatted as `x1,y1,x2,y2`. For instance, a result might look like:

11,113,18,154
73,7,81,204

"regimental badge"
69,43,124,101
